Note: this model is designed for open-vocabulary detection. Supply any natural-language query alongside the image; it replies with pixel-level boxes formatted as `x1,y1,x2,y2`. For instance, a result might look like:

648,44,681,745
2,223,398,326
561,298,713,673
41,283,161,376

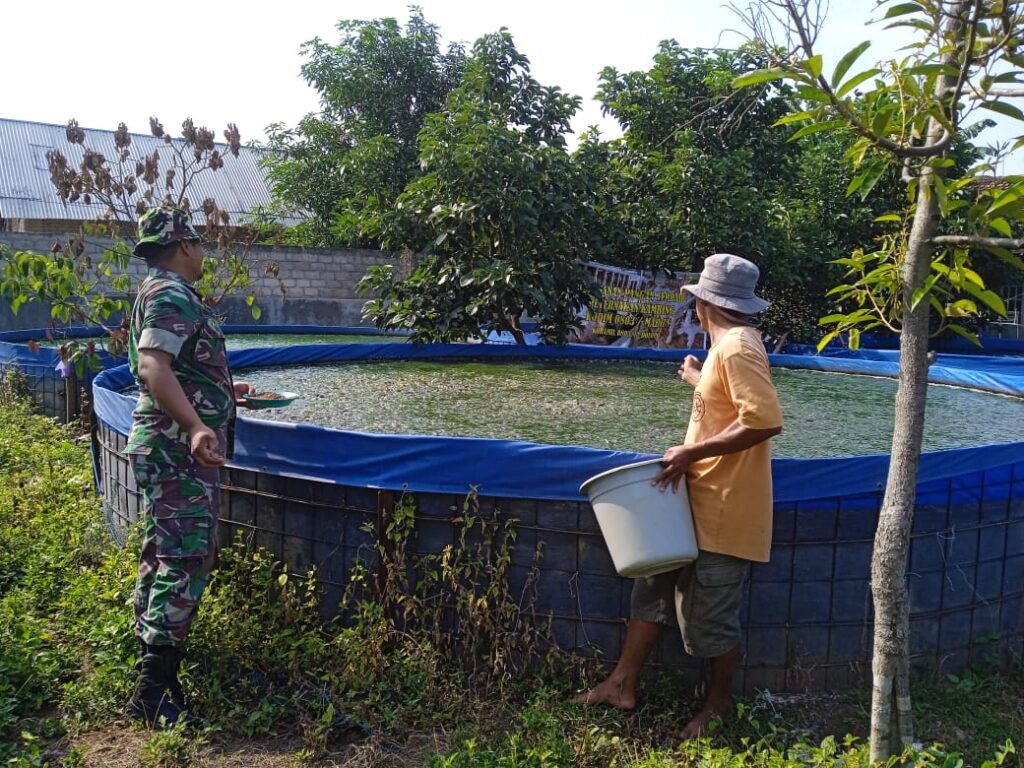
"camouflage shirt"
125,268,234,452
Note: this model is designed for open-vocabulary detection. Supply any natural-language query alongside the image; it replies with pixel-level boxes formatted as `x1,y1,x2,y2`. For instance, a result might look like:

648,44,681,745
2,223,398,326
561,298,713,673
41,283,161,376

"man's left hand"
234,380,257,409
654,444,694,493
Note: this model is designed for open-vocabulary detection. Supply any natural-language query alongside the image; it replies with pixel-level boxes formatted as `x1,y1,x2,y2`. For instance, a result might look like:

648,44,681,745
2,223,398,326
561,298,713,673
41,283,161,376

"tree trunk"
869,5,969,758
869,282,929,759
499,313,527,345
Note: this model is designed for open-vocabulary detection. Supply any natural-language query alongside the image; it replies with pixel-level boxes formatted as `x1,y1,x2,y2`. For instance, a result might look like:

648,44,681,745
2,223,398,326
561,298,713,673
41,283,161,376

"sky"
4,0,1022,171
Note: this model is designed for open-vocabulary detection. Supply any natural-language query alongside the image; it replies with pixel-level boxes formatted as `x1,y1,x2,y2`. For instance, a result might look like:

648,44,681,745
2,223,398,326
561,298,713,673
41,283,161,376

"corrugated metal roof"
0,117,302,225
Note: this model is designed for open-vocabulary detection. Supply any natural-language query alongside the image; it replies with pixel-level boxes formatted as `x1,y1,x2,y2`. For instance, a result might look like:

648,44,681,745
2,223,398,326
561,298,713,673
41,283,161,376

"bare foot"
573,679,636,710
680,695,730,740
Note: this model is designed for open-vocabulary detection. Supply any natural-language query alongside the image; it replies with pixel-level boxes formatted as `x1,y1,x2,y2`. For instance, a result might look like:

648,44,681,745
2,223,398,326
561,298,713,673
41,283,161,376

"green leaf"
845,137,872,168
961,280,1008,316
732,68,788,88
959,265,984,287
848,327,861,350
921,103,953,136
772,110,817,127
816,328,841,353
825,283,856,296
980,100,1024,122
945,324,981,346
804,55,823,79
251,304,262,321
885,18,935,34
789,120,847,140
855,160,889,201
990,71,1024,85
984,245,1024,272
904,63,958,78
871,105,896,137
989,217,1013,237
818,313,849,324
986,184,1024,216
874,213,902,223
945,299,978,317
911,273,940,309
884,2,925,18
836,68,881,99
933,175,950,217
846,173,868,197
832,41,871,88
902,71,921,101
796,85,832,103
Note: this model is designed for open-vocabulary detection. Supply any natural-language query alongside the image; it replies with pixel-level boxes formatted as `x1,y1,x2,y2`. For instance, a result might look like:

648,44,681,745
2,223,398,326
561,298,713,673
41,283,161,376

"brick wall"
0,231,402,330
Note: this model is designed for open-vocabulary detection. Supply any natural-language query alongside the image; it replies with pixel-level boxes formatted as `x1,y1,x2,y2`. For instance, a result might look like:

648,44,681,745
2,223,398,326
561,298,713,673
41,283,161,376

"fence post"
64,370,80,423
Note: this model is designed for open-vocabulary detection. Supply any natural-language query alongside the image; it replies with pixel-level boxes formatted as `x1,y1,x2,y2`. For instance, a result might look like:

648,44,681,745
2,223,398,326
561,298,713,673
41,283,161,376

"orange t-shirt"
684,326,782,563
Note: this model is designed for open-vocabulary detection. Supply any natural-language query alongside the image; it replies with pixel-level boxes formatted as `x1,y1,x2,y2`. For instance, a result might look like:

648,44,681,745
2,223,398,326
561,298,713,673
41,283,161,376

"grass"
0,391,1020,767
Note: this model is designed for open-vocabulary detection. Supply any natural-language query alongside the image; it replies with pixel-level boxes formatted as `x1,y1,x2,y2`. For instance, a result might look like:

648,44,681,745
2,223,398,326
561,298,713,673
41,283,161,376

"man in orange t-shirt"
577,253,783,739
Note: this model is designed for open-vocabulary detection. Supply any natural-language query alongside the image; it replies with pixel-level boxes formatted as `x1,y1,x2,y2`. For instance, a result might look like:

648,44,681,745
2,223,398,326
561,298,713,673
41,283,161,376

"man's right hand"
189,425,225,467
679,355,703,387
654,444,694,493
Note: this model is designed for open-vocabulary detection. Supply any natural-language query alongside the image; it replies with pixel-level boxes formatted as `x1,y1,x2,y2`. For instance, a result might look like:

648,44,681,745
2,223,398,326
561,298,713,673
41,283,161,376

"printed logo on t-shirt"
692,391,706,422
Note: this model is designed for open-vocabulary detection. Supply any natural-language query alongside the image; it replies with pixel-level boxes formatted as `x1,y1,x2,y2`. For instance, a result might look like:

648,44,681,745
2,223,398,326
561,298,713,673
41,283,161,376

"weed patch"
0,397,1019,767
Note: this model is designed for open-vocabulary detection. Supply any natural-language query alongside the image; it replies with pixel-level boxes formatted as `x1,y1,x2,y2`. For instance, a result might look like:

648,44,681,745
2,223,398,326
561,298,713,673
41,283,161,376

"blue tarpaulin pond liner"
0,325,408,421
88,340,1024,691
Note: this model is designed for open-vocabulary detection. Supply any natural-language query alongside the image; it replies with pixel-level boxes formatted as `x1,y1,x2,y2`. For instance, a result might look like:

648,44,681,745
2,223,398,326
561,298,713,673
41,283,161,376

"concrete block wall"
0,231,401,331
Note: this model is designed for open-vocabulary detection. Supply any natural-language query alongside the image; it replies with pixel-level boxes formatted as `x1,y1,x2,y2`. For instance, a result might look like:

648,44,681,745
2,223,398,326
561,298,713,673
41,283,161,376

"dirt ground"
60,723,446,768
53,693,862,768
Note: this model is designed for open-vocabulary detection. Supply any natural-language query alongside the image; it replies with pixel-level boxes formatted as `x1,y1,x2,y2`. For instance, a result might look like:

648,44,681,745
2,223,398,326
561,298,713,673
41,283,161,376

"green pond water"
238,359,1024,458
225,333,407,349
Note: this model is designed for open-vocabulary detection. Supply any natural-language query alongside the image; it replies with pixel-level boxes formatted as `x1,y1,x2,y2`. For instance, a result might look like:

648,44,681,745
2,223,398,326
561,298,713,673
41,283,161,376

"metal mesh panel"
94,416,1024,693
0,360,69,420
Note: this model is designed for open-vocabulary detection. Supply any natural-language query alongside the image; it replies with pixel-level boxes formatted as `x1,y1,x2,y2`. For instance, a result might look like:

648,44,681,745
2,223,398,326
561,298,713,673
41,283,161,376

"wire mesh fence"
95,419,1023,693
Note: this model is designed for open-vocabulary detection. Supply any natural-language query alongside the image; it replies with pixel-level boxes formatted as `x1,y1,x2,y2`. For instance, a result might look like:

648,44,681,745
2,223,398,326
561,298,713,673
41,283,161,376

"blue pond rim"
91,341,1024,506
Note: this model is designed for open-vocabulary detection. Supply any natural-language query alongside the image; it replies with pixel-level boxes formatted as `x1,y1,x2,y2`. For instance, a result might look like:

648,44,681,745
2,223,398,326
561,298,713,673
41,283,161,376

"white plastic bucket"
579,458,698,578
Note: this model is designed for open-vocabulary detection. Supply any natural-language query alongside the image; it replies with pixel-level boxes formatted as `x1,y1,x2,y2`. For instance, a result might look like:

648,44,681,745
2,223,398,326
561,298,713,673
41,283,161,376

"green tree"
735,0,1024,758
262,8,465,247
589,43,900,342
358,30,601,345
593,44,798,273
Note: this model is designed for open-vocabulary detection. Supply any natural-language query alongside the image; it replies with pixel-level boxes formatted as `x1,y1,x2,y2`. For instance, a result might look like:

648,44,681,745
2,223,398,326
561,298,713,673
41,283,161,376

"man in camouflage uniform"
124,205,253,727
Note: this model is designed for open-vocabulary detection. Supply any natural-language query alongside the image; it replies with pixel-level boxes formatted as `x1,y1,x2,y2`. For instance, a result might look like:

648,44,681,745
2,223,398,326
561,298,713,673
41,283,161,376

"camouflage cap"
132,206,203,258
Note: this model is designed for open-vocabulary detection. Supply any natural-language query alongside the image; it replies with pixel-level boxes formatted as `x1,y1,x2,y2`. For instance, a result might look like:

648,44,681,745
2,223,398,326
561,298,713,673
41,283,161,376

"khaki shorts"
630,549,750,658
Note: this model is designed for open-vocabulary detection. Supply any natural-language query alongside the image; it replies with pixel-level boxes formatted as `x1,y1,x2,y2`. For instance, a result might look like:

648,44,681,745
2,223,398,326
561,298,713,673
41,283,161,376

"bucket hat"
132,206,203,258
682,253,769,314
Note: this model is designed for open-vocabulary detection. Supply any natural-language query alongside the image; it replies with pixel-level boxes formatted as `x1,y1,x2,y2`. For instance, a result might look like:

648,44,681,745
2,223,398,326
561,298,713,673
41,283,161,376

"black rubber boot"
126,645,197,729
165,646,188,710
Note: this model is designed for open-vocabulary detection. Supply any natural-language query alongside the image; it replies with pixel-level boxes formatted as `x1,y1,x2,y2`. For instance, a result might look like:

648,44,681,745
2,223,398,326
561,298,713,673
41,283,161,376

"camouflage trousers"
128,435,223,647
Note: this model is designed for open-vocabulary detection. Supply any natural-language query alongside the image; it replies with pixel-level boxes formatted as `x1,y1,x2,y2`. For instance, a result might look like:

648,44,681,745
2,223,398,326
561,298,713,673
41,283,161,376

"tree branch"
948,0,982,125
931,234,1024,249
971,87,1024,98
740,0,953,157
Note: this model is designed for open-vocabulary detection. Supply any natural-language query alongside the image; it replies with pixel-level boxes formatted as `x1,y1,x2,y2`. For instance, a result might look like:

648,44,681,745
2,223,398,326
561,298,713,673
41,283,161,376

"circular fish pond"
91,342,1024,692
238,358,1024,457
